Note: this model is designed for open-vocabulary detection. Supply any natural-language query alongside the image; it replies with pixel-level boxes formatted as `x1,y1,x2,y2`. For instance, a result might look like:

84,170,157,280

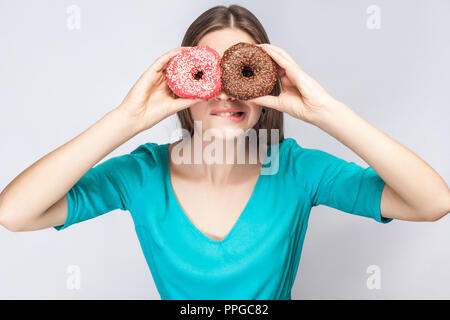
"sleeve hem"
373,177,393,224
53,190,74,231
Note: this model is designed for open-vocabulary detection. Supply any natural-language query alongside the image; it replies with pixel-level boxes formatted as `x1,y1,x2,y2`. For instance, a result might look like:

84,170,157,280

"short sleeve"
54,144,155,231
287,138,392,224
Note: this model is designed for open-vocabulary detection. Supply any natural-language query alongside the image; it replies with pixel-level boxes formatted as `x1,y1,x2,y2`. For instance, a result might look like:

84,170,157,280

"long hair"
176,4,284,146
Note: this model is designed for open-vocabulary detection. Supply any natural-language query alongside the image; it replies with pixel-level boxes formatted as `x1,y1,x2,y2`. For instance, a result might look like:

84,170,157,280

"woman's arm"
249,43,450,222
0,46,199,232
314,100,450,221
0,108,140,231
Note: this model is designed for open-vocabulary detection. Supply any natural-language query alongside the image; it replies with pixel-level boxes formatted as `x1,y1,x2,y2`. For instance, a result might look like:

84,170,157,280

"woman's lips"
211,111,246,122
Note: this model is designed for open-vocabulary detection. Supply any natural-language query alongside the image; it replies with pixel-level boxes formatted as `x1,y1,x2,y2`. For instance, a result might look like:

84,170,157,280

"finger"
258,43,296,65
257,44,313,89
256,44,300,86
169,97,203,114
280,75,294,90
134,46,190,93
247,95,282,112
131,69,164,98
257,44,290,71
277,67,286,78
257,43,296,68
276,68,294,90
149,46,190,73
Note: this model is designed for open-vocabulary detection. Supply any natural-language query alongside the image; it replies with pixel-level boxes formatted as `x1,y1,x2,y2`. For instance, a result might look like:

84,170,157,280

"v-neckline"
162,142,271,245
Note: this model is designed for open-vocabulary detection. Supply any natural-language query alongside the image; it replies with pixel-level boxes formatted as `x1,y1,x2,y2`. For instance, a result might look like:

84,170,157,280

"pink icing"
166,46,222,99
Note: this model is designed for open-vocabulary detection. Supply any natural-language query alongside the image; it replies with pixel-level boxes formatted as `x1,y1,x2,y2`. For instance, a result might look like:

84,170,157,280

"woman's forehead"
197,28,256,57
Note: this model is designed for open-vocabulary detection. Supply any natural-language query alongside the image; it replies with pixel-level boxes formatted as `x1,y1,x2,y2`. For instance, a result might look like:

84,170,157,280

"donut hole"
241,65,254,77
191,68,204,80
220,43,277,100
194,70,204,80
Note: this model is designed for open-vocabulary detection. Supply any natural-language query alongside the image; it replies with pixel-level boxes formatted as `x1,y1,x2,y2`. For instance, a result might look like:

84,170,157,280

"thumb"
247,95,280,110
170,97,202,113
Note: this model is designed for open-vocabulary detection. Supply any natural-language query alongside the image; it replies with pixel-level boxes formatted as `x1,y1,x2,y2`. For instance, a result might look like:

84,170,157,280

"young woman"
0,5,449,300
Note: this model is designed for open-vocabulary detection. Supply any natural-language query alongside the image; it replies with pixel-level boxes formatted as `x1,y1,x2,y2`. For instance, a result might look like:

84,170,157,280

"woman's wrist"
107,106,145,140
310,99,350,131
311,99,370,152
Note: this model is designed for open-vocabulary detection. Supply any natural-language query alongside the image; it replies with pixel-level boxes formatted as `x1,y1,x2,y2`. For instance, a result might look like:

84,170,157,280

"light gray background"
1,0,449,299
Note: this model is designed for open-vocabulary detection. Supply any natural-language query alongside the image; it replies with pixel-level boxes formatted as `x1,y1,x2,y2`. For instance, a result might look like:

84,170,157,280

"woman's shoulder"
280,137,334,161
129,141,167,169
279,137,346,179
278,137,310,161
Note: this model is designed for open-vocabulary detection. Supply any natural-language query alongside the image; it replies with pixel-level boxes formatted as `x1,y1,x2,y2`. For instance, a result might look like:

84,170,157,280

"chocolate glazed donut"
220,42,278,100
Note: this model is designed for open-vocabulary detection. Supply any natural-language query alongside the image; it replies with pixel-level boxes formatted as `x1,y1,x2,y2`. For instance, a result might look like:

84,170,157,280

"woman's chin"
201,126,253,141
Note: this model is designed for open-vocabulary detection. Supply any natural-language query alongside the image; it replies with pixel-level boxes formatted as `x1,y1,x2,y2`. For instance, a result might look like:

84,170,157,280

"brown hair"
177,4,284,146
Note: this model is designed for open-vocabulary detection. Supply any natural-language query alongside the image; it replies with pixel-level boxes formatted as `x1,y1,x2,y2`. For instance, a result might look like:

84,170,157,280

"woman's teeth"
215,112,241,116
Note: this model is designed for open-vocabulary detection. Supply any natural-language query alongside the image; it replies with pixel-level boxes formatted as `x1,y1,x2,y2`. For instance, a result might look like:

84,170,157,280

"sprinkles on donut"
220,42,278,100
165,45,222,99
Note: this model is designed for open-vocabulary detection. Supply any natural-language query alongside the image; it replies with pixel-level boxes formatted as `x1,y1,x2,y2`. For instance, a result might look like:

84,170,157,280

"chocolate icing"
220,42,278,100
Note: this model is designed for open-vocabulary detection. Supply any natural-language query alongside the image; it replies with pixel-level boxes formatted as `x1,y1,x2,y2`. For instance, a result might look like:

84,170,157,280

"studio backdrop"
0,0,449,299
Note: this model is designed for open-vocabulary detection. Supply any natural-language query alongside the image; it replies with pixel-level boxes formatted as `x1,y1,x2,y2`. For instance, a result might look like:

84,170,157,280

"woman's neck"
168,135,266,186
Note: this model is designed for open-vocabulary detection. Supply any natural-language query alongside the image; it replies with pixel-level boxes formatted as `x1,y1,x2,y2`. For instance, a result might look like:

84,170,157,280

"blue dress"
54,137,392,299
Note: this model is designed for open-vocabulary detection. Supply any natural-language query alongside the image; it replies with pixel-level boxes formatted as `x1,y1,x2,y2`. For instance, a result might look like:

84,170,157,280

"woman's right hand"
116,46,201,133
0,47,203,232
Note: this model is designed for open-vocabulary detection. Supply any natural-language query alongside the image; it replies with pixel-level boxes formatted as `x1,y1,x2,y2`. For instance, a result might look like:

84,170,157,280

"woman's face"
189,28,262,140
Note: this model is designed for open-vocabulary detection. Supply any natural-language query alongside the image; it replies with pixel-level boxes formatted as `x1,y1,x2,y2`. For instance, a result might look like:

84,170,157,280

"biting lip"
210,107,245,115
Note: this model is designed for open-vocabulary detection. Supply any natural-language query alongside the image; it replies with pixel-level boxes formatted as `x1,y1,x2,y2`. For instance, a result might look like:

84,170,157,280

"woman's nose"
212,90,236,102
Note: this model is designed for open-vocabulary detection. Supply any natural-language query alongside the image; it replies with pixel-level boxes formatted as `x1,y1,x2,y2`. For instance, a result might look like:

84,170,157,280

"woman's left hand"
248,43,338,125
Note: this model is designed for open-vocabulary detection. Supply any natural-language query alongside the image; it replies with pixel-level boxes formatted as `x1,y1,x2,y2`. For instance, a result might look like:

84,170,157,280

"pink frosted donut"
165,46,222,99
